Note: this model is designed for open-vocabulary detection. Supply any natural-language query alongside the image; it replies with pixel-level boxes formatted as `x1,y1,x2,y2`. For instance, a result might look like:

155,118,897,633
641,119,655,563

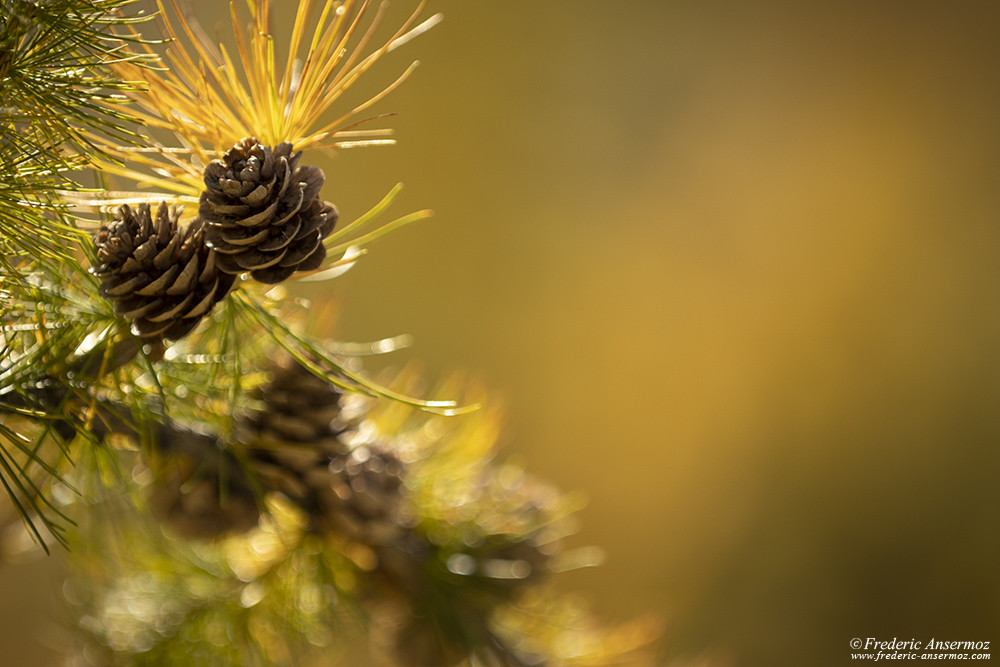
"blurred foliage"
56,369,659,665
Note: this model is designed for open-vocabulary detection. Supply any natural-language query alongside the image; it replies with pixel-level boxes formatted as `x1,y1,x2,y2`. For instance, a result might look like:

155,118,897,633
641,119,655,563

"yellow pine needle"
333,139,395,149
325,181,405,245
87,0,437,210
326,209,432,257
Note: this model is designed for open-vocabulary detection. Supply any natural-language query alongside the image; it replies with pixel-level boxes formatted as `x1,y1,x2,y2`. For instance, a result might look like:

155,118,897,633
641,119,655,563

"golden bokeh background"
3,1,1000,665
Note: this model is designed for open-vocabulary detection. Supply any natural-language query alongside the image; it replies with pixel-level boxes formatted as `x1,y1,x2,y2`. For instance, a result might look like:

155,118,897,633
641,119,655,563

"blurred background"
3,1,999,665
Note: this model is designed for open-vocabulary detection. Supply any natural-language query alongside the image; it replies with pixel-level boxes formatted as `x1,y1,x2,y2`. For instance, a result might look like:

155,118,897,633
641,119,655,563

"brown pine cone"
200,138,338,284
237,360,348,508
92,203,235,340
236,359,347,504
148,462,261,540
236,361,412,544
146,420,261,540
312,445,410,546
239,359,347,449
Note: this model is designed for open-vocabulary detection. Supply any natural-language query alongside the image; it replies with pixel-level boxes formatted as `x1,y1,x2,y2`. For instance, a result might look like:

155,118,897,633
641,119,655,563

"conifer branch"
0,1,660,663
0,0,153,270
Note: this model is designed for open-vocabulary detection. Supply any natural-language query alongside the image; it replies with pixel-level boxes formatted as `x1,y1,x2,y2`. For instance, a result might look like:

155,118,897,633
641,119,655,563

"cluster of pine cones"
92,140,559,665
92,138,338,341
149,358,558,667
148,360,410,545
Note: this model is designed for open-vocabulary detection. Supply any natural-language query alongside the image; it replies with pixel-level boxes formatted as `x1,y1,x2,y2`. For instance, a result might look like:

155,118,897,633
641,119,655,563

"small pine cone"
312,445,411,547
239,359,347,450
200,138,338,284
148,456,260,540
236,360,411,543
92,203,235,340
237,360,346,501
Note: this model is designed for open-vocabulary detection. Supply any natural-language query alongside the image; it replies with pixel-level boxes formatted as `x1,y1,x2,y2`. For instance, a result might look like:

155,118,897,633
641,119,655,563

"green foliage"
0,259,123,548
0,0,149,161
0,0,152,272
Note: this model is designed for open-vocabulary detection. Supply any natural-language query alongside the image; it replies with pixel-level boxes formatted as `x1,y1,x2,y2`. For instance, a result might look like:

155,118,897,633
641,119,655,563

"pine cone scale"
114,295,161,319
163,254,199,296
243,183,271,206
252,265,295,283
102,273,149,298
120,256,144,274
135,263,182,296
209,231,265,253
146,292,195,323
152,232,184,271
231,248,286,271
133,320,172,337
221,178,253,198
161,319,200,340
210,253,240,273
185,279,231,319
256,220,301,252
199,252,220,283
277,232,320,267
298,245,327,273
204,201,252,218
236,194,282,228
131,237,158,265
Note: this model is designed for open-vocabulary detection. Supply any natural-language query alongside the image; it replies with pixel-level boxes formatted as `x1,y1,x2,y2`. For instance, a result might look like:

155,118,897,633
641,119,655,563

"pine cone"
148,458,261,540
236,361,412,544
313,446,410,546
239,359,347,449
147,422,261,540
200,138,338,284
237,361,348,508
92,203,235,340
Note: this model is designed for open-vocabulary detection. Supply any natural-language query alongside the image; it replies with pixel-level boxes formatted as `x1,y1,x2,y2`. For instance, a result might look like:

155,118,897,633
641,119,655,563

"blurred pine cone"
314,445,410,546
148,458,261,540
92,203,235,340
200,138,338,284
237,361,348,513
237,360,412,546
239,358,347,449
147,422,261,540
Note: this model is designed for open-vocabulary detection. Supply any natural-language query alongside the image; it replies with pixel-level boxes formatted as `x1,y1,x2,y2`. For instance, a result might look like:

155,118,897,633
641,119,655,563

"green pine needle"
1,0,152,272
